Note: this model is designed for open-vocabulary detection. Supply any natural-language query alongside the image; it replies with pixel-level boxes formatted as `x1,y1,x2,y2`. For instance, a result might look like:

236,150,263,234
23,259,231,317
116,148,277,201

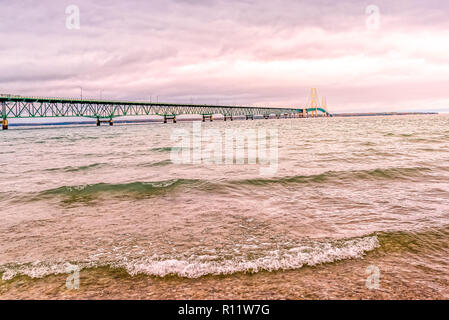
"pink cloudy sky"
1,0,449,113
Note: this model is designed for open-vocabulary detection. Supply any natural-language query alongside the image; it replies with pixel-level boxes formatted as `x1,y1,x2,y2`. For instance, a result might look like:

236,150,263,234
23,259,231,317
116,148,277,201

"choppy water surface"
1,115,449,298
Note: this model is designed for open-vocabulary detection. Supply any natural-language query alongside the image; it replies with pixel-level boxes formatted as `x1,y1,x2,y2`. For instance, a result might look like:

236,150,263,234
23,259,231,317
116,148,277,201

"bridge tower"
322,96,327,117
310,88,319,117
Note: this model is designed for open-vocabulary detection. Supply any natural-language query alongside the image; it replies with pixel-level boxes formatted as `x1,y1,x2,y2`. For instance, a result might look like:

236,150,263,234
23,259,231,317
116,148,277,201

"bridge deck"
0,95,330,123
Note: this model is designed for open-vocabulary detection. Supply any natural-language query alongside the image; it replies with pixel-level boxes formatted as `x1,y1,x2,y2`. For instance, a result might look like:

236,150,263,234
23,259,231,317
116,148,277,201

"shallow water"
1,115,449,299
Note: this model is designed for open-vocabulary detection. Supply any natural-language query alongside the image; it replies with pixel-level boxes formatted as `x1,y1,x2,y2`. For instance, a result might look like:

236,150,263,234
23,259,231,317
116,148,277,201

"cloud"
0,0,448,112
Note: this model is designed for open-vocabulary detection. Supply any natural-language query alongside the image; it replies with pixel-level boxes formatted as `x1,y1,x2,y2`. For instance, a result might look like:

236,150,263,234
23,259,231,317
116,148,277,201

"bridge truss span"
0,94,331,129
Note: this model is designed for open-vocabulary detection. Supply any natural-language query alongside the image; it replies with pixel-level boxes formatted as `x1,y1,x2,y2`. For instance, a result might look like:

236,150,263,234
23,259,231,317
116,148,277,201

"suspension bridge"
0,88,331,129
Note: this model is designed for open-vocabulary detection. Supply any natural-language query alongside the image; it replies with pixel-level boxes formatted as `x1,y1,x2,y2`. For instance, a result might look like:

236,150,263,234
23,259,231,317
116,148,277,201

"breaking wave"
0,235,379,281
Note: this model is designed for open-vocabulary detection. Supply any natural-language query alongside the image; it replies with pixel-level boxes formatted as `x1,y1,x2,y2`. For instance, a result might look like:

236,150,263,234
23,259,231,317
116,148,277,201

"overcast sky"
1,0,448,112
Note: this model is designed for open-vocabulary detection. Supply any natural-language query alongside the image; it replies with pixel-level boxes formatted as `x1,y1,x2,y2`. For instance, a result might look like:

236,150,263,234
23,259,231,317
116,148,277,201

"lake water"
1,115,449,299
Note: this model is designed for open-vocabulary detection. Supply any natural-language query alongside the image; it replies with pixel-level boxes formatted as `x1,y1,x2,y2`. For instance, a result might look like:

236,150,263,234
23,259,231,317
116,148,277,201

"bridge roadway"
0,95,331,129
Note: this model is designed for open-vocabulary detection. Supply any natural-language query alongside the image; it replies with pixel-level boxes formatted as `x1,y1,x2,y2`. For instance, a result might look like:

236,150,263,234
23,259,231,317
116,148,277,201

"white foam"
0,235,379,281
0,261,85,281
117,235,380,278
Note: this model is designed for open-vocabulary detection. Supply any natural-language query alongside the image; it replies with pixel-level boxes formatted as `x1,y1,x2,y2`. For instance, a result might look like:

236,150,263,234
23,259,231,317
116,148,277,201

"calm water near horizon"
1,115,449,299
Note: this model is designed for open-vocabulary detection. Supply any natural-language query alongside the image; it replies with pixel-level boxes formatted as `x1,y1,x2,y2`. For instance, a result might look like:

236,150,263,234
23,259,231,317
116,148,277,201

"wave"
150,147,178,153
150,147,172,152
140,159,172,167
28,166,433,204
0,235,379,281
116,235,379,278
151,147,190,153
233,167,431,186
45,163,106,173
36,179,199,203
3,226,449,281
375,226,449,255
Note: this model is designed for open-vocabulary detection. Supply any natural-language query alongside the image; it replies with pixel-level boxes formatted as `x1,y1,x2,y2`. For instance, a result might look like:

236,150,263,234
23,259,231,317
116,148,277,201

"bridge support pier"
263,114,270,119
96,117,114,126
246,115,254,120
224,115,233,121
163,115,176,123
202,114,213,122
2,101,7,130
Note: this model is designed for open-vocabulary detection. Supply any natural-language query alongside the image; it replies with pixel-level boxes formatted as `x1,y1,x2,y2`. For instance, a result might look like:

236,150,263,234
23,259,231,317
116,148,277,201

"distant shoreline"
332,112,438,117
